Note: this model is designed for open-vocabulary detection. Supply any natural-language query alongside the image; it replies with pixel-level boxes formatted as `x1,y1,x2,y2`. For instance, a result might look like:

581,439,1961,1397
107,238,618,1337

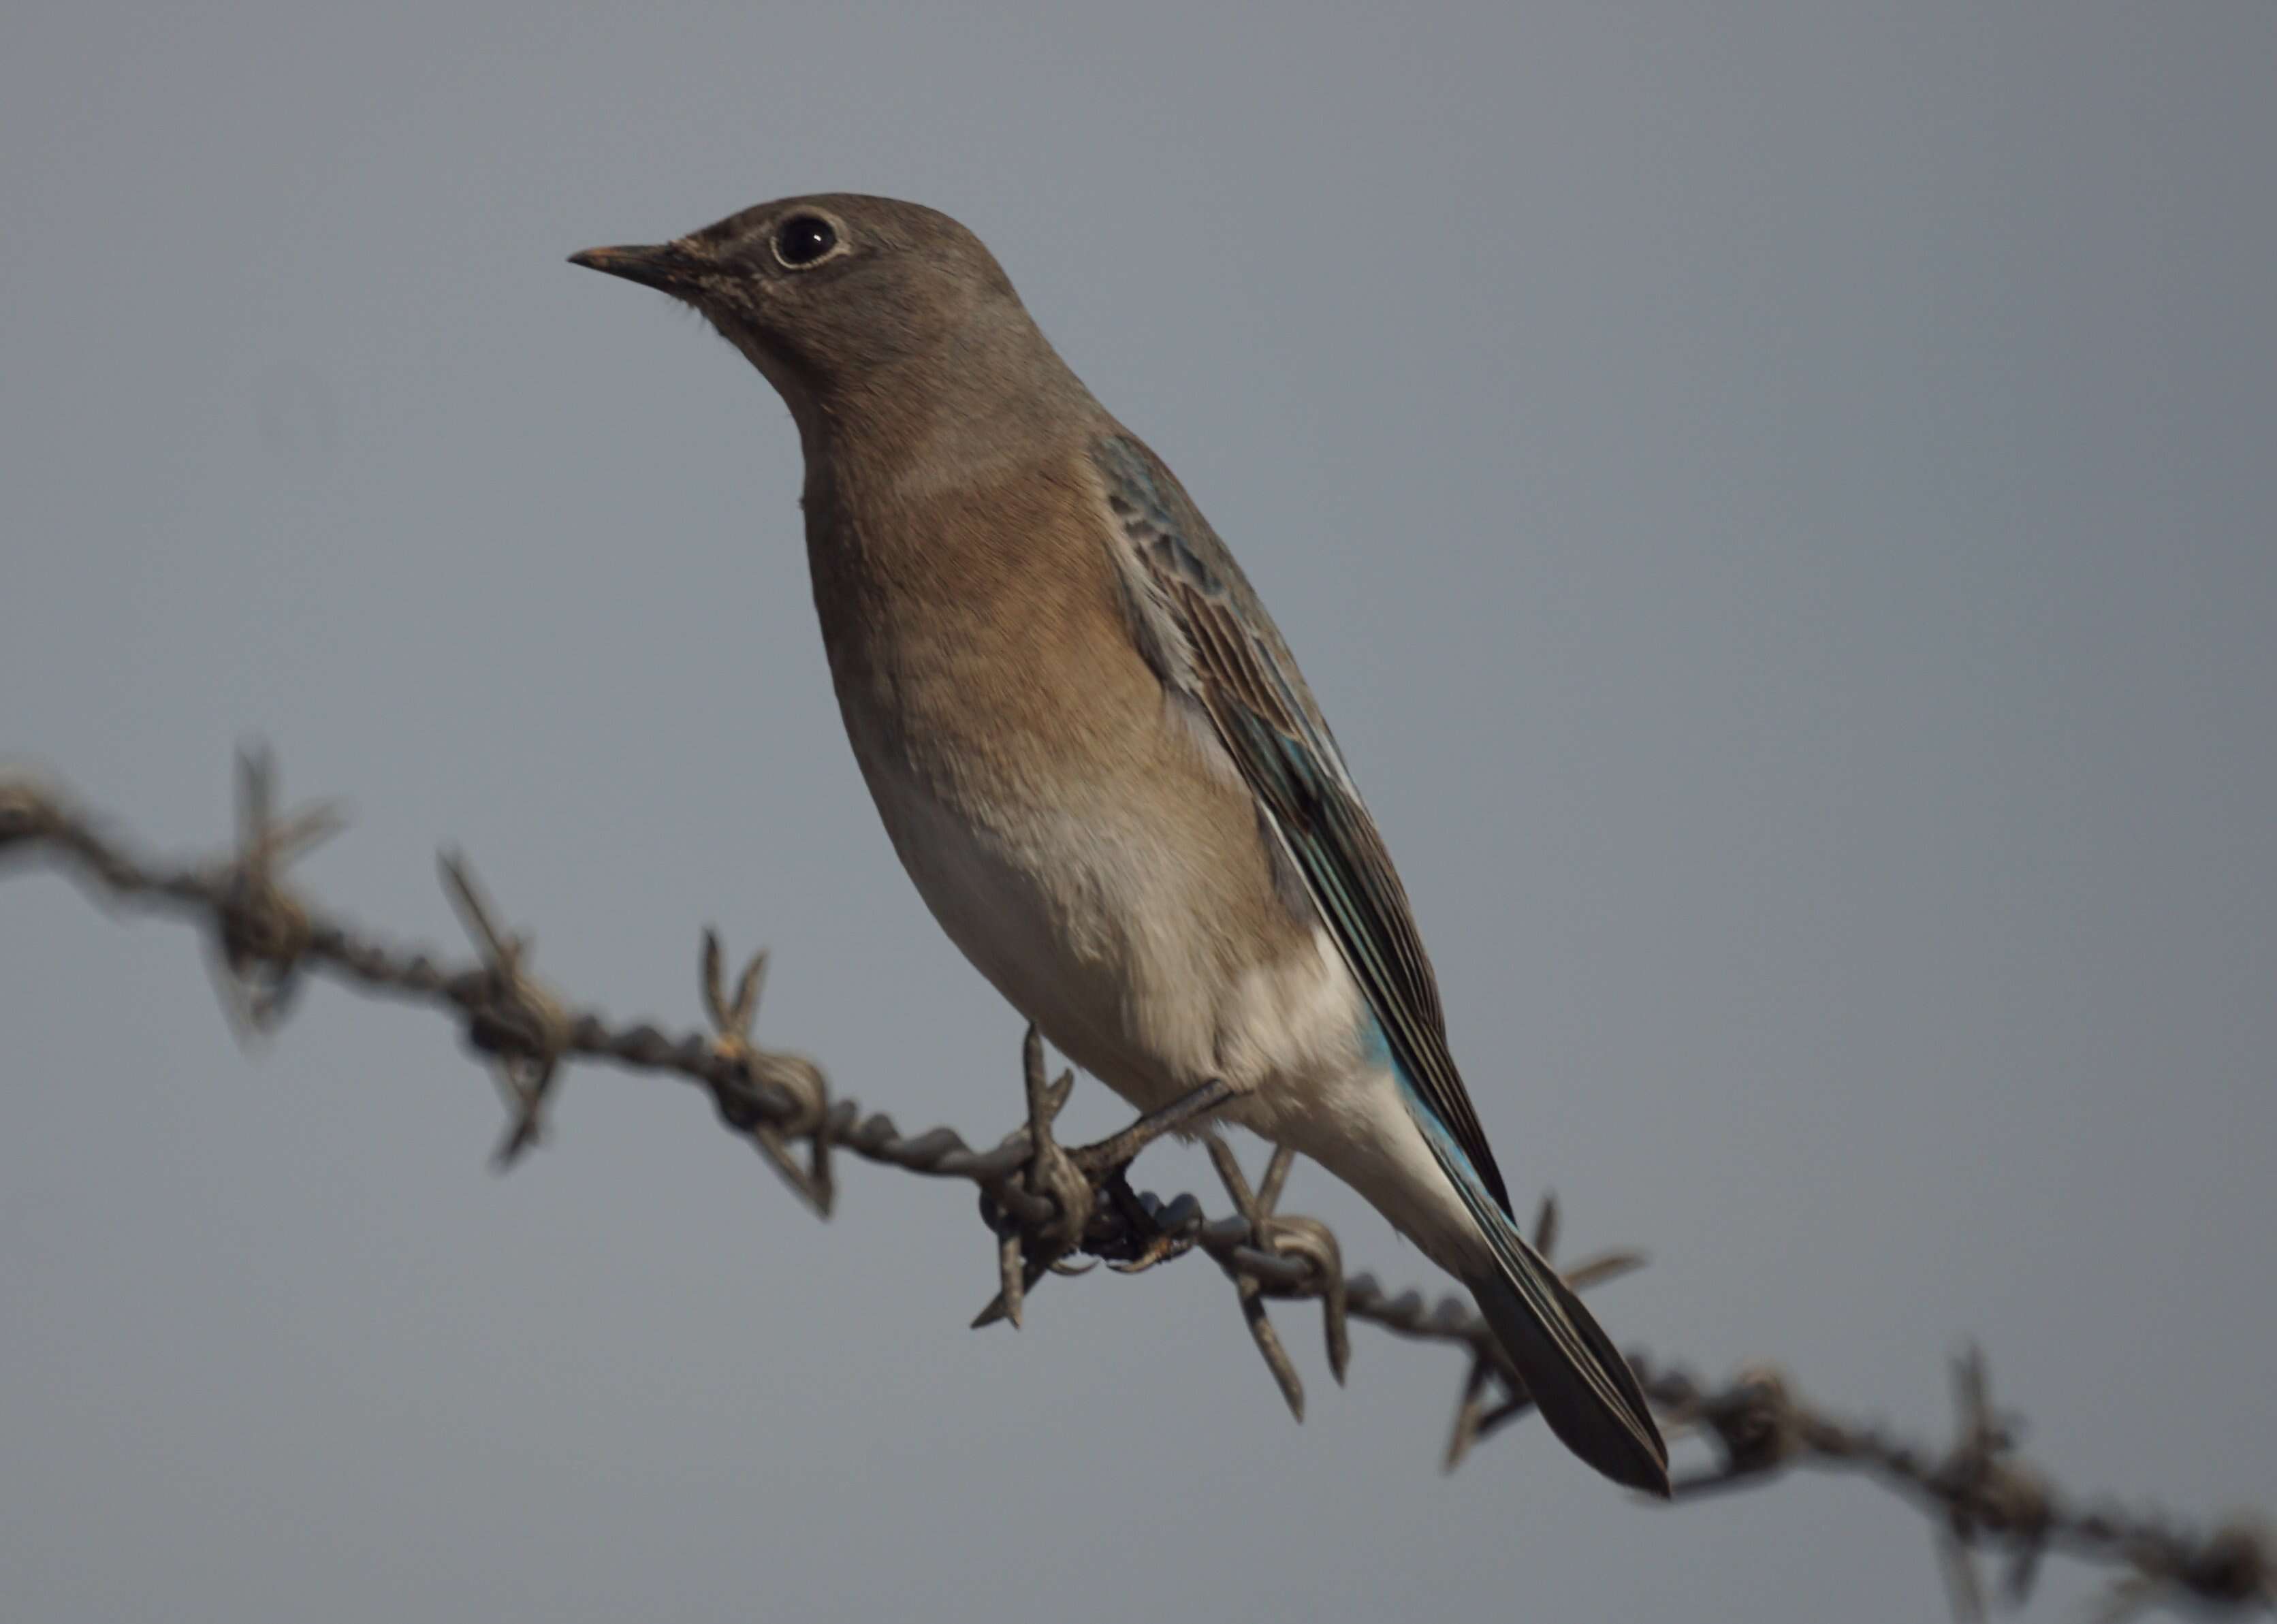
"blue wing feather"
1092,434,1514,1216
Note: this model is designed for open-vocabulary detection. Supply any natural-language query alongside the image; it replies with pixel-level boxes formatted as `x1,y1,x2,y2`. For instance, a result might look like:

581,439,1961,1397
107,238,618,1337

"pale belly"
838,707,1493,1278
849,726,1367,1132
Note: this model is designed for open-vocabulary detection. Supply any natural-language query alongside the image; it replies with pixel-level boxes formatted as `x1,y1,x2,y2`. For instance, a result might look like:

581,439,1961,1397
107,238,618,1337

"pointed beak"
567,242,708,294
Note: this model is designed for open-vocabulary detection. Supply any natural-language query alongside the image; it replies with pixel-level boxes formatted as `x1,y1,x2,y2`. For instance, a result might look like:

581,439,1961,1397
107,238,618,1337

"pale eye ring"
771,214,840,269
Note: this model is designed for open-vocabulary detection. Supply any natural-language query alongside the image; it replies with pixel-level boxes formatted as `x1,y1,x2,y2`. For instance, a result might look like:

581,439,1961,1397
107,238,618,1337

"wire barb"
0,773,67,850
204,746,343,1038
439,850,570,1168
1930,1345,2054,1616
701,931,833,1215
969,1025,1089,1329
1201,1138,1352,1419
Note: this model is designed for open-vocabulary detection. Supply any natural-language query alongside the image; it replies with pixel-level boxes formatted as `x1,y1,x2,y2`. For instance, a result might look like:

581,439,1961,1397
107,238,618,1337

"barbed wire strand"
1,753,2266,1622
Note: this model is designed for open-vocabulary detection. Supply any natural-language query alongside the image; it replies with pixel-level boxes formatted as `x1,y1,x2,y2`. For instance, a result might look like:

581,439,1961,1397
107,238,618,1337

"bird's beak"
567,242,708,294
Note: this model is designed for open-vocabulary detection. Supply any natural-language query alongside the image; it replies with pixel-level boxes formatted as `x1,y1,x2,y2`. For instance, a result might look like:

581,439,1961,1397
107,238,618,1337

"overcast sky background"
4,4,2272,1620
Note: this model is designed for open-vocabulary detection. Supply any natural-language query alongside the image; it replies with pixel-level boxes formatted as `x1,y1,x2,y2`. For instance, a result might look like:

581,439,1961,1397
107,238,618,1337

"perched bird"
571,195,1670,1495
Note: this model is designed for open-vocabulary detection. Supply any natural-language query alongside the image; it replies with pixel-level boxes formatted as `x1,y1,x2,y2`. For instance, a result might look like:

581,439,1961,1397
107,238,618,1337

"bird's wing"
1090,434,1514,1217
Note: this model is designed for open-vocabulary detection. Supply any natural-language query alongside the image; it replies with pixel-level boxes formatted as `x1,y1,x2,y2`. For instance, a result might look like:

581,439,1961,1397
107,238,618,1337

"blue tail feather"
1391,1057,1670,1495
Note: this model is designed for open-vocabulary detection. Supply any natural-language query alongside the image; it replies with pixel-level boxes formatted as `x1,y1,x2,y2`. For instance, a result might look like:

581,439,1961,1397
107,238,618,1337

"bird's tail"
1461,1209,1670,1496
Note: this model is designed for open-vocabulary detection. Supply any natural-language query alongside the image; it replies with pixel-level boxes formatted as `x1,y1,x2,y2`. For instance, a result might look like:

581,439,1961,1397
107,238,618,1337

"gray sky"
4,3,2272,1619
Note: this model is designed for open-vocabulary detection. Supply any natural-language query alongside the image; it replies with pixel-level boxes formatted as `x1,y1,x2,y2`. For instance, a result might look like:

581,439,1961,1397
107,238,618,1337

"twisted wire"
1,758,2265,1621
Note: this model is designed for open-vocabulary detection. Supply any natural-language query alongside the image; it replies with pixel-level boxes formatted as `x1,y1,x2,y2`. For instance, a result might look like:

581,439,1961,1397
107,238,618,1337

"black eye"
772,214,838,268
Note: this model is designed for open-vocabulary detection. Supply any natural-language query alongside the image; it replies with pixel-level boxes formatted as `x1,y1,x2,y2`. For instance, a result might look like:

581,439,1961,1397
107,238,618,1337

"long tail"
1411,1114,1670,1493
1463,1217,1670,1495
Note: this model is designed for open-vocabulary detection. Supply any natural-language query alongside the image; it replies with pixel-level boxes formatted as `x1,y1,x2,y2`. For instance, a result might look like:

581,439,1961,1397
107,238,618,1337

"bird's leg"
1069,1077,1236,1272
1069,1077,1237,1176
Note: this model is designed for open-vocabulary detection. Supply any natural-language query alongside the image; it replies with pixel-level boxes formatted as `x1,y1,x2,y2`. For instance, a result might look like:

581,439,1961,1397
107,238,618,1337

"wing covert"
1091,434,1514,1217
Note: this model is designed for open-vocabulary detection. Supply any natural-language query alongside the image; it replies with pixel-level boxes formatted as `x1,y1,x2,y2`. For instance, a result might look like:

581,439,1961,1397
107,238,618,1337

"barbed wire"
1,751,2266,1621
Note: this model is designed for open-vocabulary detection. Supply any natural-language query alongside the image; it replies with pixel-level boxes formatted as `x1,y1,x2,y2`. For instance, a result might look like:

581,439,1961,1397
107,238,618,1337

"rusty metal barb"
701,930,833,1215
438,850,572,1167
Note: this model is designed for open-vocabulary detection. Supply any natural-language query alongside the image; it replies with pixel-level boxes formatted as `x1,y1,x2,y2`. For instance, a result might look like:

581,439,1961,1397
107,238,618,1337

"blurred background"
3,3,2272,1619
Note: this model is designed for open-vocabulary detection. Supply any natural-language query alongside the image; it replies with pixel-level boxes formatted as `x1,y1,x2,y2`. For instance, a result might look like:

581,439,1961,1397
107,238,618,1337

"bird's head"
571,193,1036,430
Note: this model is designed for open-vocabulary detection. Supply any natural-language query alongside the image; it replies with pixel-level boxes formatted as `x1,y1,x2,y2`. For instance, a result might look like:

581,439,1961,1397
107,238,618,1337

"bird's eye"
771,214,839,269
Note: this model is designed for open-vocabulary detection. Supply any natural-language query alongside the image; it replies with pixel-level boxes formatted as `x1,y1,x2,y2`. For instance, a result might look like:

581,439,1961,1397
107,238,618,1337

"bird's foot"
1067,1077,1237,1178
1071,1076,1237,1271
1096,1168,1205,1273
972,1042,1233,1324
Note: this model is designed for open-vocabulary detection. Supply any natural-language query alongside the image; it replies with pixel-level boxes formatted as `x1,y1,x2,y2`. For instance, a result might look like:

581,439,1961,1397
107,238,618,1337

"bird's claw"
1100,1172,1203,1272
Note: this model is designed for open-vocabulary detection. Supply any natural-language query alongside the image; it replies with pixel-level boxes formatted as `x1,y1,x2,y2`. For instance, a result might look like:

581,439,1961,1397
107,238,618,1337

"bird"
569,194,1670,1495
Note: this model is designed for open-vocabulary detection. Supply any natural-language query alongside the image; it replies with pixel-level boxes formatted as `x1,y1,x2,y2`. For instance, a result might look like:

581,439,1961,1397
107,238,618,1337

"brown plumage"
572,194,1670,1495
